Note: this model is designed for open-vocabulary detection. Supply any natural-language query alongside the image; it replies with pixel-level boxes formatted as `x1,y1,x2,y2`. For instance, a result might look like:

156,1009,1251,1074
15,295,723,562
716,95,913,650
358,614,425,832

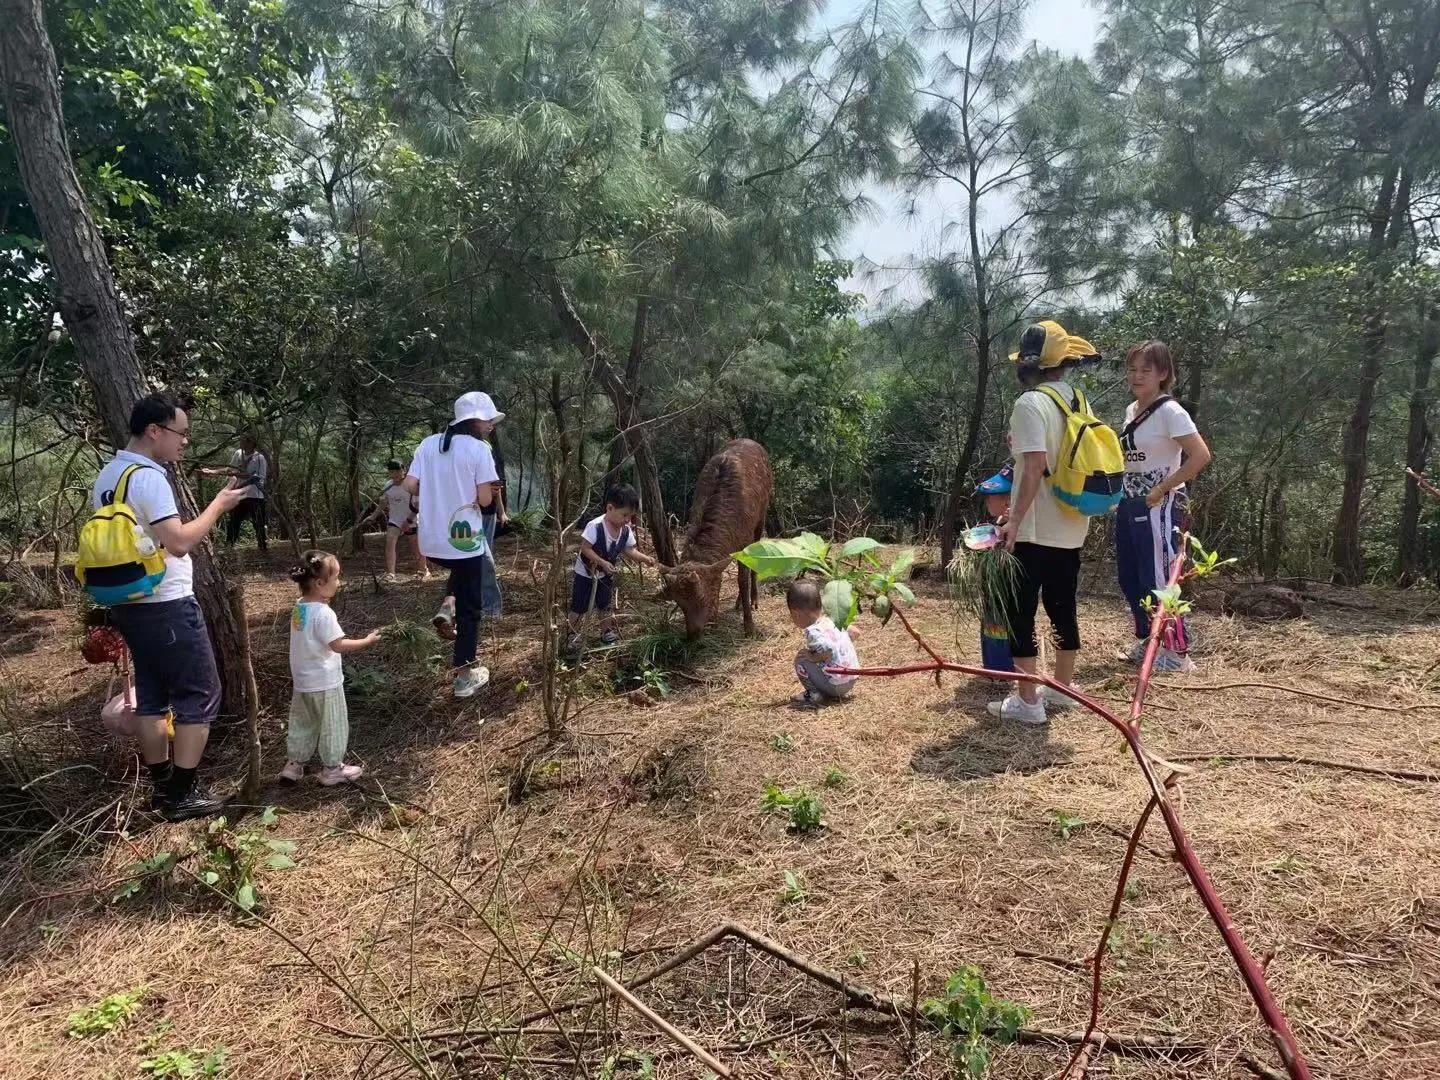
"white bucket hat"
453,391,505,424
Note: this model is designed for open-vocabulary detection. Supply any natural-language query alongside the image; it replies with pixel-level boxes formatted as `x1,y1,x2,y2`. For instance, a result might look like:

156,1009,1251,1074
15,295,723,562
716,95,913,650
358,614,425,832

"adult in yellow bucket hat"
987,319,1101,725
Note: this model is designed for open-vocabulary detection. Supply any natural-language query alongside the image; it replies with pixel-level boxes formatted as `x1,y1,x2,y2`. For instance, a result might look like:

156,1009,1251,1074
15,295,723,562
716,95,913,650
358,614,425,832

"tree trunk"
548,280,677,564
344,377,364,554
547,370,574,527
0,0,247,715
1331,166,1407,584
1398,299,1440,584
940,335,990,569
1262,476,1286,582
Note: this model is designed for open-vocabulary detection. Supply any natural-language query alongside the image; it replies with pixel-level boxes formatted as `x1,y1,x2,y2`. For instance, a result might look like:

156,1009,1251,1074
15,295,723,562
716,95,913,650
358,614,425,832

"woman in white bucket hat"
403,392,504,698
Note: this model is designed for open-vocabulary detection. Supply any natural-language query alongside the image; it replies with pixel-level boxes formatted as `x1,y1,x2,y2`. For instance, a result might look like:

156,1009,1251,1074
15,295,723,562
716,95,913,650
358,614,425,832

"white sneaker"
453,665,490,698
1151,648,1196,674
986,693,1048,726
319,763,363,786
1121,639,1149,664
1040,685,1076,711
380,572,399,584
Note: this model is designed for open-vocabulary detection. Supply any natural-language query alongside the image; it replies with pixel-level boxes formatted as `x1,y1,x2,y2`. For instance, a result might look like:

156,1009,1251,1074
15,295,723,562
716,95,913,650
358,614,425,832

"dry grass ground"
0,533,1437,1080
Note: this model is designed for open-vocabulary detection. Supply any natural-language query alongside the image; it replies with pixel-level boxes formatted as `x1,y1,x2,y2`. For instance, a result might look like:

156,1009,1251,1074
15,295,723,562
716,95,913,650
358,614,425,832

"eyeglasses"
159,424,191,438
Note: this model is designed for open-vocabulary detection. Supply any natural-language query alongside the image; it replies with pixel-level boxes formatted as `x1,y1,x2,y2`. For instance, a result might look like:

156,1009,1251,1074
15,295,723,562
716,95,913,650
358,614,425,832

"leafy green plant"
597,1049,655,1079
66,987,146,1038
1266,853,1309,877
344,666,391,700
735,532,915,628
922,966,1030,1079
112,850,180,902
822,764,849,789
138,1045,227,1078
760,784,825,833
769,731,796,754
846,947,867,968
196,808,296,916
509,503,547,534
1049,810,1087,840
779,870,808,906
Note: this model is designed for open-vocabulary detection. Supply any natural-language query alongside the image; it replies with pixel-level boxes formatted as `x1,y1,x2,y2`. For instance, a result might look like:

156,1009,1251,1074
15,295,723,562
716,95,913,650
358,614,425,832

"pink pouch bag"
101,661,140,738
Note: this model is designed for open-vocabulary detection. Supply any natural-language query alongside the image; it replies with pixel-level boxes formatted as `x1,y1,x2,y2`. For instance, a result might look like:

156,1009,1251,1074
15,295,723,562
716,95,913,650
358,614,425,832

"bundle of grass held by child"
947,540,1023,640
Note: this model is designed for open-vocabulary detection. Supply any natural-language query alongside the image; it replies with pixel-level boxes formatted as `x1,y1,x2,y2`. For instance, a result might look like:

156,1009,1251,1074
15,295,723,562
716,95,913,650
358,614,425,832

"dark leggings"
1001,542,1082,659
225,497,268,551
430,556,490,667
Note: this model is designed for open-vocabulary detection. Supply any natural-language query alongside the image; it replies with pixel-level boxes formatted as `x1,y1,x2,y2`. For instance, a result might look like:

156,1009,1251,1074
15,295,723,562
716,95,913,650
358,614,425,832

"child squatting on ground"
281,550,380,786
787,580,859,709
567,485,657,650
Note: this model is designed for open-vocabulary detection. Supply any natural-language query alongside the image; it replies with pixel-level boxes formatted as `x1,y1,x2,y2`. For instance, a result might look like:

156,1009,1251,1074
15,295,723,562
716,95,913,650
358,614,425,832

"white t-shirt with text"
1008,381,1091,550
406,433,499,560
90,450,194,603
573,515,637,578
289,601,344,693
1120,398,1199,498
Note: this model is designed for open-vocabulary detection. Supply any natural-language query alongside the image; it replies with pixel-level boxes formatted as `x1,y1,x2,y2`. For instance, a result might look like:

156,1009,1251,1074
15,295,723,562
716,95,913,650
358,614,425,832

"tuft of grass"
1048,810,1087,840
822,765,849,789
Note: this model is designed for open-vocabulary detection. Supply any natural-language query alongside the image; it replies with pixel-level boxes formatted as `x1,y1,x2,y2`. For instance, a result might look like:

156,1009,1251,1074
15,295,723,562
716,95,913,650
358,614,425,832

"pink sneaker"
278,760,305,783
319,763,363,786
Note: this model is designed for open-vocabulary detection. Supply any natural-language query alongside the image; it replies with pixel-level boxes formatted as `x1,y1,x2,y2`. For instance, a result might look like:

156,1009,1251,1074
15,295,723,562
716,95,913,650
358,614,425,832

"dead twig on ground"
593,966,732,1077
1169,752,1439,783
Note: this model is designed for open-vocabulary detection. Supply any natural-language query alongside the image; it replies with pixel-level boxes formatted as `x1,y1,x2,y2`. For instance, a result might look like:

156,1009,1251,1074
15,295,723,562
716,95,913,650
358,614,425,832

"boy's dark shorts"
570,572,614,615
107,596,221,725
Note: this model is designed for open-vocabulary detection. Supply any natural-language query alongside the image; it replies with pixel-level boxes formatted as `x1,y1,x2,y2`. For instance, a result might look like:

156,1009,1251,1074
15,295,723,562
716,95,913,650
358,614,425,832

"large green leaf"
889,548,915,578
734,538,828,580
822,579,856,628
840,536,880,558
793,532,832,561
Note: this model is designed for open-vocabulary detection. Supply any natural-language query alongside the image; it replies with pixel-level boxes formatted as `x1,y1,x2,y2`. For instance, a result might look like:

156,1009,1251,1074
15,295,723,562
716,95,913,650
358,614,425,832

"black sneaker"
159,785,226,823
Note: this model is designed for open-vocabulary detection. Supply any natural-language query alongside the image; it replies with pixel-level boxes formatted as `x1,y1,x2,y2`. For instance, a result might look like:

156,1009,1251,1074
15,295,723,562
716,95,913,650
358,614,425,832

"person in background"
280,550,380,786
989,320,1100,726
1116,340,1213,673
405,392,502,698
786,580,859,709
201,433,268,553
365,459,430,583
566,484,657,651
91,392,247,820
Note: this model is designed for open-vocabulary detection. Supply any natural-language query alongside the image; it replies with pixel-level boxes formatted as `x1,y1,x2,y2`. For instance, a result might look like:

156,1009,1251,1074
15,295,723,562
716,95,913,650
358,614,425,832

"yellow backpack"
1033,385,1124,517
76,464,168,604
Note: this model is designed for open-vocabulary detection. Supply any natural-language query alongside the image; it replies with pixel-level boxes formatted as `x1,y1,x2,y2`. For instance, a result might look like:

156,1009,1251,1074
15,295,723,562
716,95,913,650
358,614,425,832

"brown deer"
659,439,772,638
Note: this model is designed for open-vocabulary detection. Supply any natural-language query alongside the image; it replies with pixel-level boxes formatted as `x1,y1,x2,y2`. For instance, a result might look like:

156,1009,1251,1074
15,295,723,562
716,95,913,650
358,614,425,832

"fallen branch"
1149,680,1440,714
1406,467,1440,501
593,967,731,1077
1168,752,1439,783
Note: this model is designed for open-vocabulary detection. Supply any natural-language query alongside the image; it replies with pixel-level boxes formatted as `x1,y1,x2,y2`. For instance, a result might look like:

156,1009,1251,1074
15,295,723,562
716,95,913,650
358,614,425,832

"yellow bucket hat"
1009,320,1100,369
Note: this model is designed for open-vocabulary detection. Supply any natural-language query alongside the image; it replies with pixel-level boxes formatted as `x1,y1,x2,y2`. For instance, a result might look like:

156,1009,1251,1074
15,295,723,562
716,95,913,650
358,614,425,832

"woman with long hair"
1115,341,1212,673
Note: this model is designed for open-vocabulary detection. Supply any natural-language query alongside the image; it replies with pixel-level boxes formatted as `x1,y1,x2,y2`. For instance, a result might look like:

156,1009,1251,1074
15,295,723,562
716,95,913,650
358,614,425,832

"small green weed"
1122,880,1142,902
112,851,180,902
846,947,867,969
779,870,808,907
597,1049,654,1079
760,784,824,833
1048,810,1087,840
66,987,146,1038
822,765,848,789
1266,853,1309,877
769,731,796,754
138,1046,226,1078
922,966,1030,1079
345,666,391,699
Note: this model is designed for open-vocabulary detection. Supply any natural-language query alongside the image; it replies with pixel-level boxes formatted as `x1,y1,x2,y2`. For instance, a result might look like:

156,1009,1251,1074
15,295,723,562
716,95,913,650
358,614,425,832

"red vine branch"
829,538,1312,1080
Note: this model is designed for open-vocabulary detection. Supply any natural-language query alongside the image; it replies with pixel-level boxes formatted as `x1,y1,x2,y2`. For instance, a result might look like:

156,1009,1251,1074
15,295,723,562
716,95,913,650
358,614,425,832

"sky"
820,0,1104,306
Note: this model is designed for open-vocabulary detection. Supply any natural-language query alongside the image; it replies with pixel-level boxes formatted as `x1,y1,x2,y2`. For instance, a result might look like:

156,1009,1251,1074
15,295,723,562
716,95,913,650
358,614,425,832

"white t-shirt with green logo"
406,432,499,560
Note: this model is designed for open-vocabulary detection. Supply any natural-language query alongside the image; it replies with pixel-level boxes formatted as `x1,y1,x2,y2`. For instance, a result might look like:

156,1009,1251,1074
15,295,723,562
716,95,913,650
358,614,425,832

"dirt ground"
1,532,1437,1080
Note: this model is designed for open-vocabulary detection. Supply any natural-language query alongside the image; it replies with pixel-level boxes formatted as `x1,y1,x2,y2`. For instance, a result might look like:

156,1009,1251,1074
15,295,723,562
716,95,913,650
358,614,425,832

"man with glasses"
91,392,247,820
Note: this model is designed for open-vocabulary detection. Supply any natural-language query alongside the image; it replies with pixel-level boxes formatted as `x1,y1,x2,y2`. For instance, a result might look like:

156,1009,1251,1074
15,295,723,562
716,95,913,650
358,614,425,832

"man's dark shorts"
107,596,221,725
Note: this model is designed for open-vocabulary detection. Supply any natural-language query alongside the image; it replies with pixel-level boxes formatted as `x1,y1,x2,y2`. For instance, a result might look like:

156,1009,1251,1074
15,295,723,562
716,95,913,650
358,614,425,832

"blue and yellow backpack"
76,464,168,604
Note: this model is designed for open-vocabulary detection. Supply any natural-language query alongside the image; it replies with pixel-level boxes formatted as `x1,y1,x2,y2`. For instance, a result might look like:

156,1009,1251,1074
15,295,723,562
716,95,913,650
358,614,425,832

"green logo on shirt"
447,507,485,553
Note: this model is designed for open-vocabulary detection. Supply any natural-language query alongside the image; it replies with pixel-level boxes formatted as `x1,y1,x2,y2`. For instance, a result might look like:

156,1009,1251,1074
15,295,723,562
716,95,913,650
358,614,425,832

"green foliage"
922,966,1031,1079
598,1050,655,1080
947,546,1024,638
846,947,867,969
822,765,849,789
769,731,796,754
734,534,915,629
196,808,296,916
760,784,825,833
112,850,180,902
779,870,808,907
66,987,146,1038
138,1046,226,1078
1048,811,1087,841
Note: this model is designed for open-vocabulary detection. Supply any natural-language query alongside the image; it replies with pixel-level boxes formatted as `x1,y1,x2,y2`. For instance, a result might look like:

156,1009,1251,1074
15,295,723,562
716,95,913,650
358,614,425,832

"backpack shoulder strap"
1032,385,1073,416
1073,388,1091,414
112,464,142,505
1121,395,1174,438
